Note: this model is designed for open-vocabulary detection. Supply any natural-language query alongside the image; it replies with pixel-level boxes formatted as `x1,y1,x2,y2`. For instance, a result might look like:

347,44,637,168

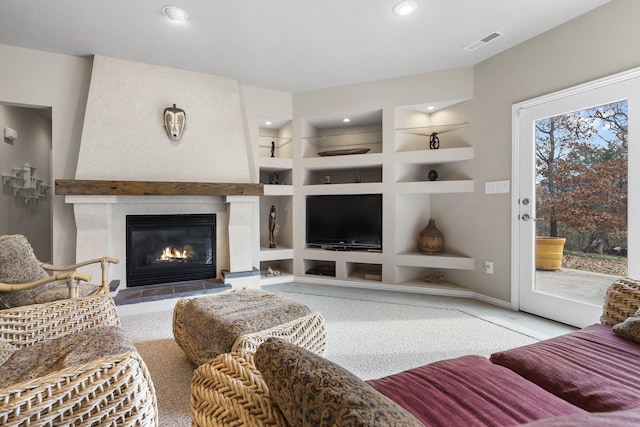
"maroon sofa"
191,278,640,427
368,323,640,426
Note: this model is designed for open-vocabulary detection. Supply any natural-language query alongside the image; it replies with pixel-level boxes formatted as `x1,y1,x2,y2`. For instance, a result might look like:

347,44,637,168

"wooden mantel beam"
55,180,264,196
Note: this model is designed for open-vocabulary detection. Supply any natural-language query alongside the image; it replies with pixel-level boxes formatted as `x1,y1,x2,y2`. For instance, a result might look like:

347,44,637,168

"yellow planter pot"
536,237,566,271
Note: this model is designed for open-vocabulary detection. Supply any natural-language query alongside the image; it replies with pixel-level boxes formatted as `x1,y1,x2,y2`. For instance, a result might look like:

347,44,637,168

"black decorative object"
428,169,438,181
429,132,440,149
269,205,277,248
271,141,275,157
269,172,279,185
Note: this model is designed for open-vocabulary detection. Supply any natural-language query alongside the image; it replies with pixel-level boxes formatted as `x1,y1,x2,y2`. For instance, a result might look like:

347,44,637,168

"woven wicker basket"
191,352,289,427
601,277,640,325
0,292,159,426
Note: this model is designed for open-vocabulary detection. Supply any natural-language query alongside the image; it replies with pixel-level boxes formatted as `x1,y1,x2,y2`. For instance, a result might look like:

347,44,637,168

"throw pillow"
0,339,18,365
613,307,640,344
0,234,54,309
255,337,423,427
0,325,136,388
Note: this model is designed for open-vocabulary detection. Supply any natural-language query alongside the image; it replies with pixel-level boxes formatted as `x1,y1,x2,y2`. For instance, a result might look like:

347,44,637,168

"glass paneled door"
513,75,637,328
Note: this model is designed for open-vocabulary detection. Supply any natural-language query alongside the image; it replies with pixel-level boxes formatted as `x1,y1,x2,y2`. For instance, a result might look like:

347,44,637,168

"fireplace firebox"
126,214,216,287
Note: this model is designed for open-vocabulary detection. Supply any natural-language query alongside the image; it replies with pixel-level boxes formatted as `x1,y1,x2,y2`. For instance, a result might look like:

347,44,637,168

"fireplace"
126,214,217,287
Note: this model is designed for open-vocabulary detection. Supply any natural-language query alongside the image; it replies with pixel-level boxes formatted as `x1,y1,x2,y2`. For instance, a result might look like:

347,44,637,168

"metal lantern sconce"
164,104,186,141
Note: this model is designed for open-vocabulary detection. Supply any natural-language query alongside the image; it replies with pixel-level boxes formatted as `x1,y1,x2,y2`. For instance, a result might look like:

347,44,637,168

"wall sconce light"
164,104,186,141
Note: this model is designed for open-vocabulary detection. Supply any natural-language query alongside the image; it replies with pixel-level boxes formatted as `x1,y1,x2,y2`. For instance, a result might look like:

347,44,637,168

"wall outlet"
484,261,494,274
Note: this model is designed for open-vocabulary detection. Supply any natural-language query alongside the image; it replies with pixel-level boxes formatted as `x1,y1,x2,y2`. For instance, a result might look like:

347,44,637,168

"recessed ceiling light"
427,106,435,111
265,121,272,126
343,118,351,123
162,6,189,22
393,0,419,17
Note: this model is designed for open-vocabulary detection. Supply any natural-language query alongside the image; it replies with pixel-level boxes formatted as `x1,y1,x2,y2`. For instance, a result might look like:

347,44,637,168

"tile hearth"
113,279,230,306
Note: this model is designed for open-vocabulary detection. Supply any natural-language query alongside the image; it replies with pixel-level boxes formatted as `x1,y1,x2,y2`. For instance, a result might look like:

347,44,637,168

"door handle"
521,214,538,222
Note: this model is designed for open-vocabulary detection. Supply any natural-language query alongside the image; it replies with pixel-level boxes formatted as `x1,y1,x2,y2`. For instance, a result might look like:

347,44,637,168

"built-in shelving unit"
256,121,294,284
255,101,475,297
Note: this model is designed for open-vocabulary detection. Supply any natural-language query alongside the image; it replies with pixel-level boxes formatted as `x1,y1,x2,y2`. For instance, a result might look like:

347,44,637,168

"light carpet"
118,286,574,426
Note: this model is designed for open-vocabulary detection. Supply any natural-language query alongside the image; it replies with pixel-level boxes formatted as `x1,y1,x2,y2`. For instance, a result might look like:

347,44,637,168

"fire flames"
160,246,188,260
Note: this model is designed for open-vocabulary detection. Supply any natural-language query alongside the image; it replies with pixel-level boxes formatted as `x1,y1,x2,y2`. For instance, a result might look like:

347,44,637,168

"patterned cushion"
0,325,136,388
181,288,312,358
0,339,17,365
255,337,423,427
613,308,640,344
0,234,54,308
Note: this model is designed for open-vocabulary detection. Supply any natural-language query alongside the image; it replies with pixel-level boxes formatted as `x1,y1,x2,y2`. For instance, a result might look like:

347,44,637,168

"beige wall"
0,44,92,265
441,0,640,301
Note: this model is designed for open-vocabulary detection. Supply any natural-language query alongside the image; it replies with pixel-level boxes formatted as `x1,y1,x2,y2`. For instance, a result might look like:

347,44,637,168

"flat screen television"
306,194,382,250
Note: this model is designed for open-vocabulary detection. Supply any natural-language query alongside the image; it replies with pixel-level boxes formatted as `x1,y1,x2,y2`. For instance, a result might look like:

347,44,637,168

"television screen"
306,194,382,250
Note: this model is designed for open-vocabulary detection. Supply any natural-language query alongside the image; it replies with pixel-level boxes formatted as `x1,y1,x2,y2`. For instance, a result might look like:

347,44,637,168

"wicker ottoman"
173,288,327,366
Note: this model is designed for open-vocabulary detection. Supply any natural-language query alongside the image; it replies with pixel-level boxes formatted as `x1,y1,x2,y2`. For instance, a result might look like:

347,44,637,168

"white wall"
77,56,251,183
0,105,52,261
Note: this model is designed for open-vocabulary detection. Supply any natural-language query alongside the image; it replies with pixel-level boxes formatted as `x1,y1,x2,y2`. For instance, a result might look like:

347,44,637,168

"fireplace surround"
59,180,263,289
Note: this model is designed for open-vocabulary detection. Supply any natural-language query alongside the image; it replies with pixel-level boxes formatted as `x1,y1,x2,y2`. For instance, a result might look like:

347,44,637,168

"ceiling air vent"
463,31,503,52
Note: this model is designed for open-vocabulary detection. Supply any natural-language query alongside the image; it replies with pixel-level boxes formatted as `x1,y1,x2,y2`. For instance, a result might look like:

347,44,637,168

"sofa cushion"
0,339,17,365
0,325,136,388
490,323,640,412
0,234,54,309
612,308,640,344
255,337,422,427
367,355,585,426
521,407,640,426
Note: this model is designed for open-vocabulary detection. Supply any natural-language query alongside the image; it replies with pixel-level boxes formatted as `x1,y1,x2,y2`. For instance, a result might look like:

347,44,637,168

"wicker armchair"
0,291,159,426
0,234,118,309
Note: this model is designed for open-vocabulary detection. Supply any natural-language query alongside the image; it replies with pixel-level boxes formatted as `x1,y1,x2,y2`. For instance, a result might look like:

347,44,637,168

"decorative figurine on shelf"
429,132,440,149
267,266,281,277
269,172,279,185
428,169,438,181
417,218,444,255
424,274,445,284
268,205,279,248
271,141,275,158
353,174,361,183
163,104,186,141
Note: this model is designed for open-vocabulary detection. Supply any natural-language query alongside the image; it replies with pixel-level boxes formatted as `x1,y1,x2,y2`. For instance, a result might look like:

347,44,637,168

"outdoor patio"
536,268,622,306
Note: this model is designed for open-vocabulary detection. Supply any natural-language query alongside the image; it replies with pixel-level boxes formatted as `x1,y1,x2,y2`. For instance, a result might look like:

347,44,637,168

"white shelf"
260,272,295,285
257,157,293,170
302,248,383,263
260,247,294,261
396,122,469,136
395,146,474,163
302,153,384,169
395,180,474,194
396,252,474,270
259,135,292,148
263,184,293,196
303,182,383,195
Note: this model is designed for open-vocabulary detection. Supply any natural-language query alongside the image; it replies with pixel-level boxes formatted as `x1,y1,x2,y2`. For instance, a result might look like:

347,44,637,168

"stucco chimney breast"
69,56,258,288
76,55,251,182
